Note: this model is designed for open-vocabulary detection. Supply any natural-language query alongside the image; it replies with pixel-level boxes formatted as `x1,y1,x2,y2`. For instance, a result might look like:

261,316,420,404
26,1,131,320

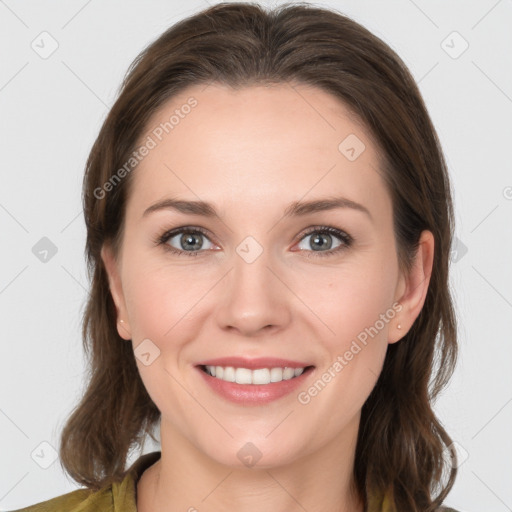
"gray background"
1,0,511,510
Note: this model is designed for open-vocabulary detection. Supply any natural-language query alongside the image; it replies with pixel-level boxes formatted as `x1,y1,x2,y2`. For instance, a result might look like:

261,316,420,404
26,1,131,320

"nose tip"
215,250,290,337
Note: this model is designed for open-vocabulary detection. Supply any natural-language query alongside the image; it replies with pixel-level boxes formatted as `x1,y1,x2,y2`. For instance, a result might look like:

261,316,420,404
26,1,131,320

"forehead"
127,82,390,222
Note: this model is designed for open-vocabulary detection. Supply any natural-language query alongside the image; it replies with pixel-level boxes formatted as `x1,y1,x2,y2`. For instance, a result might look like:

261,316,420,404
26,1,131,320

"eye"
155,225,353,258
295,226,352,258
157,227,216,256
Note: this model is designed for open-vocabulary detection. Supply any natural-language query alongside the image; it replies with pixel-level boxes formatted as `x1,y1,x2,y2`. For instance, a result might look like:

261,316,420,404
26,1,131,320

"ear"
389,230,434,344
101,243,132,340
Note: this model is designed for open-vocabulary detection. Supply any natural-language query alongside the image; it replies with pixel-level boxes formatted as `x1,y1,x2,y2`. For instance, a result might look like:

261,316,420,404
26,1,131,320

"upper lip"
196,357,313,370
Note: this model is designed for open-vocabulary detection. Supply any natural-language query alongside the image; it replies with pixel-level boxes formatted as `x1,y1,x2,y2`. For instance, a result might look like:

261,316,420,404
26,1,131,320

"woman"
12,2,460,511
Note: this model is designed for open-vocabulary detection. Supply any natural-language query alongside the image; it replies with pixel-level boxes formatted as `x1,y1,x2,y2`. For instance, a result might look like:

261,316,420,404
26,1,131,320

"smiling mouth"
199,365,315,385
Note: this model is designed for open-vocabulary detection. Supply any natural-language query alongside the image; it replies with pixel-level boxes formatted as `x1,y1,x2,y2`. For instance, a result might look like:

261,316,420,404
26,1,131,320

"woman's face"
102,83,432,468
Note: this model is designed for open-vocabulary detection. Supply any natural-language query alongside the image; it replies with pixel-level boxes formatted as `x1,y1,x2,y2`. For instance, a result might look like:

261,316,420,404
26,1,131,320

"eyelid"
295,225,352,244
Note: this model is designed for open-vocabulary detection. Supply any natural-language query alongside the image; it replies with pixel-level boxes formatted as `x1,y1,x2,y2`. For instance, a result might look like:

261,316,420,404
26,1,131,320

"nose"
215,244,291,337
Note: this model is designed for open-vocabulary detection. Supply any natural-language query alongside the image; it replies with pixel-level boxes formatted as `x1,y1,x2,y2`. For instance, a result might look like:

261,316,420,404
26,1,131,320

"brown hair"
59,2,458,510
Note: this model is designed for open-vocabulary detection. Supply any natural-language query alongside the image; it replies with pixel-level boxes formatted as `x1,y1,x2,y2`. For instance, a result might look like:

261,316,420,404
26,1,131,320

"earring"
397,323,402,329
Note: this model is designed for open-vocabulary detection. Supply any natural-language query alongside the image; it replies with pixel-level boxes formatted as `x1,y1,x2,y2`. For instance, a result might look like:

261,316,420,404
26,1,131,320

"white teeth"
223,366,235,382
235,367,252,384
270,367,283,382
204,365,307,384
252,368,271,385
283,367,295,380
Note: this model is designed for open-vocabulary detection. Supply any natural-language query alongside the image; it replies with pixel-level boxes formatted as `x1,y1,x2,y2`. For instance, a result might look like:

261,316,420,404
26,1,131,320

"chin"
195,433,307,470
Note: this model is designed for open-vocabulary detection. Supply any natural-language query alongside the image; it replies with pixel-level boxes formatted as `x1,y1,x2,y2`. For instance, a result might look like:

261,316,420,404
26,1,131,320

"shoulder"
7,486,112,512
7,451,161,512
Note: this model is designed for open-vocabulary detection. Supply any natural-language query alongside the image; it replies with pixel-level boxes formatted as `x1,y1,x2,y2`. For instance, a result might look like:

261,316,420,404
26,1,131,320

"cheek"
122,259,210,341
121,261,211,422
301,255,397,395
295,274,394,424
307,262,398,349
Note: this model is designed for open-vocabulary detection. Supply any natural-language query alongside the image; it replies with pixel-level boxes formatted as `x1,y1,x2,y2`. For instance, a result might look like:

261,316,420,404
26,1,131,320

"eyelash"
154,225,353,259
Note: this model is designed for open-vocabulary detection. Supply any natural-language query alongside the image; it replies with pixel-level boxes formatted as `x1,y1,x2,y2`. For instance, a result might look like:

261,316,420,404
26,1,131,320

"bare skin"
102,82,434,512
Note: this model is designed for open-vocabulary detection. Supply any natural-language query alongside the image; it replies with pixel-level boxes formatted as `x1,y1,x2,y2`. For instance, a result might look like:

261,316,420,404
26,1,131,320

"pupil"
311,233,332,251
182,233,202,251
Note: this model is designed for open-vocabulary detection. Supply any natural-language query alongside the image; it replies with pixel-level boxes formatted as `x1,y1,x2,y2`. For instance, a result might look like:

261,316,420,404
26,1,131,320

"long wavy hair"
59,3,458,510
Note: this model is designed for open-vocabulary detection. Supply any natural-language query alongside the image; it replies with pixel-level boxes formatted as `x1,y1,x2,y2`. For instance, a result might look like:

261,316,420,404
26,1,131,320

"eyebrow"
142,196,372,221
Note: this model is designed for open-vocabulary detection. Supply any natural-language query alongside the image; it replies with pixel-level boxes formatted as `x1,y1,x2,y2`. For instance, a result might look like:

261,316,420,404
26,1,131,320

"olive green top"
9,451,161,512
9,451,458,512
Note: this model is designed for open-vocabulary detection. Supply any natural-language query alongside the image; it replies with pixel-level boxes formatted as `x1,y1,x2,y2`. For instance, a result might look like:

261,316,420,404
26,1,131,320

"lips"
194,356,315,404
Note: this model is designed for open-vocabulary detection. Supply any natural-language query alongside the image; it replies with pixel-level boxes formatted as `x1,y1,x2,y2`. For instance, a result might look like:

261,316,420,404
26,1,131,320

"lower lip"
196,366,315,405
